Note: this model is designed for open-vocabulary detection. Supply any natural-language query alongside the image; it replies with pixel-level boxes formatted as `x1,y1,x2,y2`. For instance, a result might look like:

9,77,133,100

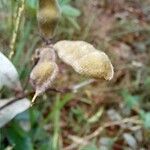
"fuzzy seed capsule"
54,40,114,80
30,61,58,95
30,47,58,96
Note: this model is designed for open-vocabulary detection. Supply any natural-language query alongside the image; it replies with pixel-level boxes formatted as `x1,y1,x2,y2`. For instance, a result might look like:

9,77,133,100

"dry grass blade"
9,0,25,59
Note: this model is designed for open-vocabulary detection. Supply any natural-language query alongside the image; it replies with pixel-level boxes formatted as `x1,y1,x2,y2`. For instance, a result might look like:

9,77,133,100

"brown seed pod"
30,47,58,101
37,0,61,41
54,40,114,80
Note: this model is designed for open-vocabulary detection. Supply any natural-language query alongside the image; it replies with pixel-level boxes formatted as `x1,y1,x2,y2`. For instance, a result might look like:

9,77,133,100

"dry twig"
64,116,142,150
0,79,95,110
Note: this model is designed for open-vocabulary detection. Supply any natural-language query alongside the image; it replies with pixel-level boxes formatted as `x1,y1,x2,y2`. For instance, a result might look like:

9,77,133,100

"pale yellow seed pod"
54,40,114,80
30,61,58,95
30,47,58,96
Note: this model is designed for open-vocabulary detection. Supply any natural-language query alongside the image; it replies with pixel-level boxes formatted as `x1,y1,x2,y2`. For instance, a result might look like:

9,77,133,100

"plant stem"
52,94,61,150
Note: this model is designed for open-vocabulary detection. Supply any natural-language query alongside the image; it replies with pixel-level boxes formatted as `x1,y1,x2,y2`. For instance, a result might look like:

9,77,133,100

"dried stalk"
64,116,142,150
0,79,95,110
9,0,25,59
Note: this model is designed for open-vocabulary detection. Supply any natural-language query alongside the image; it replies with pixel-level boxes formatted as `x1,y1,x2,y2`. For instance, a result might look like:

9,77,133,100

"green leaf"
61,4,81,17
59,0,72,5
44,94,73,124
25,0,38,17
144,77,150,88
29,108,40,126
81,144,98,150
26,0,37,8
57,93,74,109
6,122,33,150
144,113,150,128
26,0,38,13
67,17,80,30
140,111,150,128
122,90,139,109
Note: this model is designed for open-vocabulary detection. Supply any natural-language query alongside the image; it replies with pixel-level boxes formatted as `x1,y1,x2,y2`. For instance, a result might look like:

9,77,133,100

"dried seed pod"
30,61,58,95
37,0,61,42
54,40,114,80
30,47,58,100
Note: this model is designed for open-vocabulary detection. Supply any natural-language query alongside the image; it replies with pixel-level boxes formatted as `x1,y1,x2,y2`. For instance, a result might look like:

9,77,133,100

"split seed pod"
37,0,61,41
30,47,58,102
54,40,114,80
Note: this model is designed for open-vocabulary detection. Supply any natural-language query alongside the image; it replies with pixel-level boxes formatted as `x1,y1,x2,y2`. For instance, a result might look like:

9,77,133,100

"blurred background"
0,0,150,149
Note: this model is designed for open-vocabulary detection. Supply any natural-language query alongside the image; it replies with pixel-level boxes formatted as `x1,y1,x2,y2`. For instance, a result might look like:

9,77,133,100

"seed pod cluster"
54,40,114,80
30,47,58,96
